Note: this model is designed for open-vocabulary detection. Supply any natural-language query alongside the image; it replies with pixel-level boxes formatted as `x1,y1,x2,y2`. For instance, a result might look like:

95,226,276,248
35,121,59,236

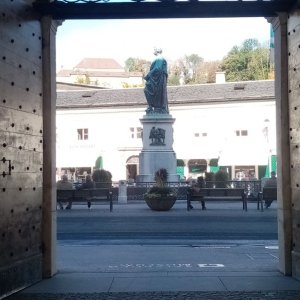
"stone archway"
1,1,300,298
35,5,300,281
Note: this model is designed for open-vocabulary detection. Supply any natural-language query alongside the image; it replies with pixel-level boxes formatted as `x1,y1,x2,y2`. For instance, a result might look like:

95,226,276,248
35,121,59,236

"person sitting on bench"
189,176,206,210
76,174,95,209
57,174,74,210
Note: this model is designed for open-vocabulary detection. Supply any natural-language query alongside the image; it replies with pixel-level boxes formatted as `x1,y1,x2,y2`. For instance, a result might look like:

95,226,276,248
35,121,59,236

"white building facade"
56,80,276,182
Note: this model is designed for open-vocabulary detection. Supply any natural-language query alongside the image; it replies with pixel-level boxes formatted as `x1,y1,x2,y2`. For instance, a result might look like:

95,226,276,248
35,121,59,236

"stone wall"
288,9,300,280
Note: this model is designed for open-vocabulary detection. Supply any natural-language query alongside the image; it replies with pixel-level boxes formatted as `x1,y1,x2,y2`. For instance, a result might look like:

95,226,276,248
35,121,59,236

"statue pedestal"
137,114,179,183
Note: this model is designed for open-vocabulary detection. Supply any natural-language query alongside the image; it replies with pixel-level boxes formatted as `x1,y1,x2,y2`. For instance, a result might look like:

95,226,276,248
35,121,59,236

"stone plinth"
137,114,179,183
118,180,127,203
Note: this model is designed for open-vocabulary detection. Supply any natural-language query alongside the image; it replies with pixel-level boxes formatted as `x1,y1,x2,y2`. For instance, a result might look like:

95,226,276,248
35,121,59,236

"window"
235,130,248,136
234,83,246,90
77,128,88,140
130,127,134,138
137,127,142,139
130,127,142,139
194,132,207,137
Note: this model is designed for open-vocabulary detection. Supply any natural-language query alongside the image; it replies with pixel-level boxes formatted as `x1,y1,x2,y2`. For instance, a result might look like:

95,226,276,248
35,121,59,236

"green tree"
168,60,185,86
167,74,181,86
168,54,204,85
75,74,90,85
183,54,204,84
220,38,274,81
194,60,221,84
125,57,150,74
168,62,181,86
122,82,144,88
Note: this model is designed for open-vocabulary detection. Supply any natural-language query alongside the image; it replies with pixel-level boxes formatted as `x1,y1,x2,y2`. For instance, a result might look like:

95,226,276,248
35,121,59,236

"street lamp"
263,119,271,177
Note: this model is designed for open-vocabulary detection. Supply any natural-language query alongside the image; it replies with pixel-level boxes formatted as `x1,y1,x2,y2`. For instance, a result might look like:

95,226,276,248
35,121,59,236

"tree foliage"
125,57,150,74
220,38,274,82
168,62,182,86
180,54,204,84
123,38,273,86
92,169,112,184
75,74,90,85
168,54,220,86
197,61,221,84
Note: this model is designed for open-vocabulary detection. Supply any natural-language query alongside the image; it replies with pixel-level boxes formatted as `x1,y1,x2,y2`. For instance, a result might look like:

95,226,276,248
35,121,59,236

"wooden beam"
33,1,298,20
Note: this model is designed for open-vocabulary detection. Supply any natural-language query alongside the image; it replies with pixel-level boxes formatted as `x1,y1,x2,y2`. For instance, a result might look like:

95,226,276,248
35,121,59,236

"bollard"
118,180,127,204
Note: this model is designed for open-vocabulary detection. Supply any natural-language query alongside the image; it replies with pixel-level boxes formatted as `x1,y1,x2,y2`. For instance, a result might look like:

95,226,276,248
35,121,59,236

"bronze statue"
149,126,166,145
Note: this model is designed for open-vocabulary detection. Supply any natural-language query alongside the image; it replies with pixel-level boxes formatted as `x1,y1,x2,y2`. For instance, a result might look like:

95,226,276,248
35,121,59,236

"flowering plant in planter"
144,168,177,211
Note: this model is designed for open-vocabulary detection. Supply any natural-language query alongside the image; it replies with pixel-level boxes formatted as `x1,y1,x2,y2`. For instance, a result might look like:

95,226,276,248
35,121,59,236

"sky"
56,17,271,70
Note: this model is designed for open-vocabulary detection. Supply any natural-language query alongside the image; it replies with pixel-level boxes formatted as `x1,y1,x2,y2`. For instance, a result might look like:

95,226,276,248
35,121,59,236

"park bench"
57,188,113,211
257,187,277,211
187,187,247,211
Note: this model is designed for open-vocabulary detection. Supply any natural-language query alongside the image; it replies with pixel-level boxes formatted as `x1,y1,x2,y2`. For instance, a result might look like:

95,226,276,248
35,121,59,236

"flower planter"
144,194,177,211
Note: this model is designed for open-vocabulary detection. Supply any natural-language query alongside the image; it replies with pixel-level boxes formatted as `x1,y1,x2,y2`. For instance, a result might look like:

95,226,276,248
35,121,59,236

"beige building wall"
56,97,276,181
57,74,143,89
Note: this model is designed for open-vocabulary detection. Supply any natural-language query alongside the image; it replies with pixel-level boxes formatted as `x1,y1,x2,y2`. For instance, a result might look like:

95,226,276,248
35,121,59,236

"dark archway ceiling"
33,0,299,19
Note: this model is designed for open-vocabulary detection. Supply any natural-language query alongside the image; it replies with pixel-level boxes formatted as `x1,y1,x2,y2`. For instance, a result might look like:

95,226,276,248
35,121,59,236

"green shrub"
205,172,215,188
214,169,229,188
92,169,112,188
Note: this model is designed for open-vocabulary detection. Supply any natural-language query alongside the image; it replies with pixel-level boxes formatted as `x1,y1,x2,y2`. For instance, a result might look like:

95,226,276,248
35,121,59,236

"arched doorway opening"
1,2,296,297
126,155,139,182
51,15,284,278
14,1,292,290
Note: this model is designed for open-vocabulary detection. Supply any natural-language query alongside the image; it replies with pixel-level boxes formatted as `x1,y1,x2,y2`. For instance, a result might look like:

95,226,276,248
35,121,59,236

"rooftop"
57,80,275,109
74,58,123,70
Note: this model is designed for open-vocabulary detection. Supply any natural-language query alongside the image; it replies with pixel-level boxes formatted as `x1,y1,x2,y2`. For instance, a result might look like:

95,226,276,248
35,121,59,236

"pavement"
7,201,300,299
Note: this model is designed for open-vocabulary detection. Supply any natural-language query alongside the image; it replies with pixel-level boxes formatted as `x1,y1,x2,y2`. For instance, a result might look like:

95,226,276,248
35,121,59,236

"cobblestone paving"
7,291,300,300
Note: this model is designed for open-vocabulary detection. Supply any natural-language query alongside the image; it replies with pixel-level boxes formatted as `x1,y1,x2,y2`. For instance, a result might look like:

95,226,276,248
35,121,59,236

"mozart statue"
144,48,169,114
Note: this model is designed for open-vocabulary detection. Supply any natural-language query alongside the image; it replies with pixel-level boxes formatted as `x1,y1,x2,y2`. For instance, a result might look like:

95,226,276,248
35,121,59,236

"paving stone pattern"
7,291,300,300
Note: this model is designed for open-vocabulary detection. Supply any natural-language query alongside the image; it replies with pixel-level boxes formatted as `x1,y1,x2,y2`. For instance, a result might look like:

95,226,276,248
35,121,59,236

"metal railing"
127,182,189,201
71,180,262,202
127,180,262,201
